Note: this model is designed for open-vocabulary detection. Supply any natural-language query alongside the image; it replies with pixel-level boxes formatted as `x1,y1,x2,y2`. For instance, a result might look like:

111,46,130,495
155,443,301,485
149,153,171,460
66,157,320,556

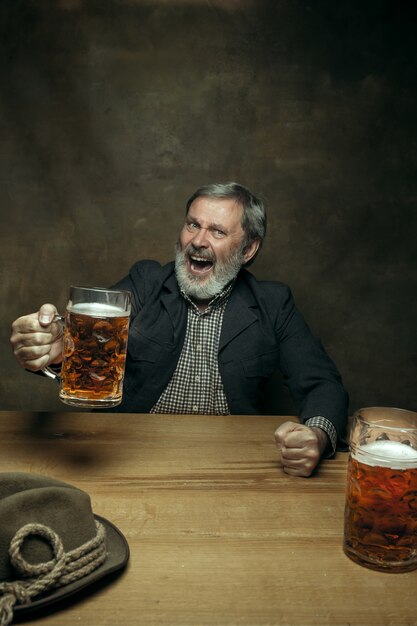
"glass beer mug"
43,286,131,409
343,407,417,572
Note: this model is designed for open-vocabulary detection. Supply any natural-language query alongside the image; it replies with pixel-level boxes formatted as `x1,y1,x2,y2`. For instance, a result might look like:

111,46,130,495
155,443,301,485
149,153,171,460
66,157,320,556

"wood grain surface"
0,411,415,626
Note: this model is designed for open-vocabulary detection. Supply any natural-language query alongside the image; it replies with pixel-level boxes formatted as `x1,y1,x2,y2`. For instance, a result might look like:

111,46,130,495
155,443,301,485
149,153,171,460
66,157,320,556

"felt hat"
0,473,129,625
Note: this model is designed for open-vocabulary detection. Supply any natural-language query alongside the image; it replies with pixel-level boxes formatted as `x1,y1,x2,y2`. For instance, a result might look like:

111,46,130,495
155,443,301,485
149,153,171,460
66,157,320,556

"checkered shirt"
150,284,233,415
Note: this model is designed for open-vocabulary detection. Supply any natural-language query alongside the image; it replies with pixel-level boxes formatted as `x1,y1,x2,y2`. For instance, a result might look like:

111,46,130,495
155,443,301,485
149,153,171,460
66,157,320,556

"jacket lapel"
219,275,258,352
160,270,187,341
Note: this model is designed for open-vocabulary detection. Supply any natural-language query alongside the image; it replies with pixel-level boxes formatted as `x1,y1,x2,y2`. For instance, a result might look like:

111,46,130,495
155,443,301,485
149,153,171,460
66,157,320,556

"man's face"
175,196,254,300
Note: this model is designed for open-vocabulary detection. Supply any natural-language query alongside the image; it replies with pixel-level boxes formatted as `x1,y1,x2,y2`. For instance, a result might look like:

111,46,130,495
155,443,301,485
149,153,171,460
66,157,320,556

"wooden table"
0,411,415,625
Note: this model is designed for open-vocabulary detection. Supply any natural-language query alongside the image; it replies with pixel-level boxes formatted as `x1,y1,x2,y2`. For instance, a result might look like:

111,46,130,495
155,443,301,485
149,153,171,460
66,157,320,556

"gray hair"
185,182,267,266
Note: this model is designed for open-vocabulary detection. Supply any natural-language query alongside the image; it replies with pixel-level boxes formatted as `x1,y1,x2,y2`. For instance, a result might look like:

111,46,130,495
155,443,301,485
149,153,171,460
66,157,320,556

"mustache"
184,244,215,263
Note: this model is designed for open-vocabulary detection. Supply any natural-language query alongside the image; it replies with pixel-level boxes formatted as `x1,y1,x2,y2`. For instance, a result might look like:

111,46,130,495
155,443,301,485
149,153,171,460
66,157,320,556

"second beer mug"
43,286,131,408
343,406,417,572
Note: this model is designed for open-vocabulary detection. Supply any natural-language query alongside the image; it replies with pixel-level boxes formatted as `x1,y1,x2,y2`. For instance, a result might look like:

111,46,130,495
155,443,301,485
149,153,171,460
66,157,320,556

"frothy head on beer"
354,439,417,469
68,302,129,318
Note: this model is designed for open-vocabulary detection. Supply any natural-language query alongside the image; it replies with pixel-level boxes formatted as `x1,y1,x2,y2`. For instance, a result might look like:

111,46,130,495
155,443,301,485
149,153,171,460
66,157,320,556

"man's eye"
214,229,225,237
187,222,198,230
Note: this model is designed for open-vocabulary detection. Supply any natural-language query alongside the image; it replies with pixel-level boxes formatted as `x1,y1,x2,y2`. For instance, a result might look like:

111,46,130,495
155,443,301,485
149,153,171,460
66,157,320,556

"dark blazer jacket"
112,260,348,445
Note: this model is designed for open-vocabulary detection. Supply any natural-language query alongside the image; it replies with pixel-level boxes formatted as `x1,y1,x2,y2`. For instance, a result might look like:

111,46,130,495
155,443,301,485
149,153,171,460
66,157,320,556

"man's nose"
191,228,209,247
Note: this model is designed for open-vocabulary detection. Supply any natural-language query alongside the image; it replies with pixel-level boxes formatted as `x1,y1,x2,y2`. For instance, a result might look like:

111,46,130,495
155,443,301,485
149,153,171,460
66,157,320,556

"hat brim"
13,515,129,618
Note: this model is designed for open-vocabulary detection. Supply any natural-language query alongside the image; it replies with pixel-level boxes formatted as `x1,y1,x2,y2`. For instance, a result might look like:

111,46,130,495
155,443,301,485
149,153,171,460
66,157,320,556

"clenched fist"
274,421,329,477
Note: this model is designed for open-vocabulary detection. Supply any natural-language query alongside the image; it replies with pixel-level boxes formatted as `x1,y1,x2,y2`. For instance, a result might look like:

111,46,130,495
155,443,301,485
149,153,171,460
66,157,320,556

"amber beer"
344,440,417,572
58,302,129,407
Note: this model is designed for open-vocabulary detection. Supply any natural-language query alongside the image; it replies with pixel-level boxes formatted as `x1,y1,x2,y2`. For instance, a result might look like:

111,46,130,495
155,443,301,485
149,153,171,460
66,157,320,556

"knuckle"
26,332,51,348
27,318,40,332
12,315,27,329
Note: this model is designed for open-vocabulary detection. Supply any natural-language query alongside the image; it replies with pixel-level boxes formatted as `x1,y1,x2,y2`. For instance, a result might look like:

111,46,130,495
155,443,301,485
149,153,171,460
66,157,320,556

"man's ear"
243,238,261,264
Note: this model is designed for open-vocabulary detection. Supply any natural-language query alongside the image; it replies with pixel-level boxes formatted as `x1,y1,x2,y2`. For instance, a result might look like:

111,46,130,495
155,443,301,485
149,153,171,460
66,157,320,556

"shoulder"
128,259,175,286
118,260,176,313
236,269,293,304
234,270,314,339
233,270,298,331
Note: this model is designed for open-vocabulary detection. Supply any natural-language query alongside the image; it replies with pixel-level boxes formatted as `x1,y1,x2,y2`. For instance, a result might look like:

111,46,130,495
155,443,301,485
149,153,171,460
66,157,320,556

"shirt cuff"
305,416,337,458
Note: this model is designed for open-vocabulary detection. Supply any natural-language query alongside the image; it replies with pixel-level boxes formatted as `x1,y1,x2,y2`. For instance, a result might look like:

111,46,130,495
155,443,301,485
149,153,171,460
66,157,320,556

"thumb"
38,303,59,327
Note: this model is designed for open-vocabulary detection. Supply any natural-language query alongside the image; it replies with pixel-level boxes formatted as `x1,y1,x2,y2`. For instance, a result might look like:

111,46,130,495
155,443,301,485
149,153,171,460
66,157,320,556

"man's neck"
181,279,236,314
192,298,211,313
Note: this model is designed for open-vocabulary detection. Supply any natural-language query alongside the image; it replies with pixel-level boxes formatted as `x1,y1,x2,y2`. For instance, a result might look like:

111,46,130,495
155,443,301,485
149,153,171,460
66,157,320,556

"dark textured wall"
1,0,416,414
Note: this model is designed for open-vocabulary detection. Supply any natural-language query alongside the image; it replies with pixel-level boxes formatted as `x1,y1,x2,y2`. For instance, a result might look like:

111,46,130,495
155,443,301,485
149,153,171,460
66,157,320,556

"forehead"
187,196,244,231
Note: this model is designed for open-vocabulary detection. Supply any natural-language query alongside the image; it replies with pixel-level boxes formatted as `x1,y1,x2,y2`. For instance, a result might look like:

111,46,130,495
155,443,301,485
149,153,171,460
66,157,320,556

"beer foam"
353,440,417,469
68,302,128,318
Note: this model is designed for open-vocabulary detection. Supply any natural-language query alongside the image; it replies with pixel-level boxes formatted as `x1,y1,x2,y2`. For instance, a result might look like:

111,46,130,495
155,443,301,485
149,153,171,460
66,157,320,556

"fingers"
15,348,53,372
274,421,323,477
10,305,63,371
279,452,319,477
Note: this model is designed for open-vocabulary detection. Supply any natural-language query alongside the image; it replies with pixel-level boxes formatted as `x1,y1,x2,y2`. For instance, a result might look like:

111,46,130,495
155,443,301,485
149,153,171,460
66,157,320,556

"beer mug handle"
41,314,65,383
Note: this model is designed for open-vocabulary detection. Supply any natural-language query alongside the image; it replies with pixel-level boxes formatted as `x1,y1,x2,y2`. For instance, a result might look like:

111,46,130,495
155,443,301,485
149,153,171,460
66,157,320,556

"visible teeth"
191,255,211,262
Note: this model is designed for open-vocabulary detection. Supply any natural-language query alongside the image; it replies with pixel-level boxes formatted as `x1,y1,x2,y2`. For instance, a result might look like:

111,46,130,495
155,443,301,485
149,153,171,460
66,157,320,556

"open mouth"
189,254,214,275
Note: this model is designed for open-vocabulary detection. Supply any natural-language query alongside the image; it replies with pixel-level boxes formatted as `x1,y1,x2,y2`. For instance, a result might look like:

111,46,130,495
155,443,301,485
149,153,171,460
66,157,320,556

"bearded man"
10,182,348,476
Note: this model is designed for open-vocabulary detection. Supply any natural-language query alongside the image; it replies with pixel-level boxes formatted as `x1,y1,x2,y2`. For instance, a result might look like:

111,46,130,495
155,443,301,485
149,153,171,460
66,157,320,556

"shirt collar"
180,280,235,313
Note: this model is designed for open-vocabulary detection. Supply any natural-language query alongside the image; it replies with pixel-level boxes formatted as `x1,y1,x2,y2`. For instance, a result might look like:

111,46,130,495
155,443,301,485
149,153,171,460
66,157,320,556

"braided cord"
0,520,107,626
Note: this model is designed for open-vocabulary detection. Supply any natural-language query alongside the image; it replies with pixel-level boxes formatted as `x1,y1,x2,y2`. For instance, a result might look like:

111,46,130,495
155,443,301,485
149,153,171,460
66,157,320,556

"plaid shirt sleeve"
305,416,337,458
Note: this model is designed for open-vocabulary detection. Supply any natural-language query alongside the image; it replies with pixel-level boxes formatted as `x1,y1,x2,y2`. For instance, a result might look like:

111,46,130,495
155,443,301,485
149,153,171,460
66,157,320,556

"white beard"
174,241,244,300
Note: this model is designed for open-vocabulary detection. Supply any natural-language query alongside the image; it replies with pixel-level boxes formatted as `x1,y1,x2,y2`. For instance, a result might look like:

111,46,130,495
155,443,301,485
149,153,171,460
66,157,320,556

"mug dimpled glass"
343,406,417,572
43,286,131,408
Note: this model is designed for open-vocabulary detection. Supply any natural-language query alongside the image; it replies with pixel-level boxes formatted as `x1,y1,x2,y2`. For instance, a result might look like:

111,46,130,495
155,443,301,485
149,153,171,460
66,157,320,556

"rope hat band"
0,520,106,626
